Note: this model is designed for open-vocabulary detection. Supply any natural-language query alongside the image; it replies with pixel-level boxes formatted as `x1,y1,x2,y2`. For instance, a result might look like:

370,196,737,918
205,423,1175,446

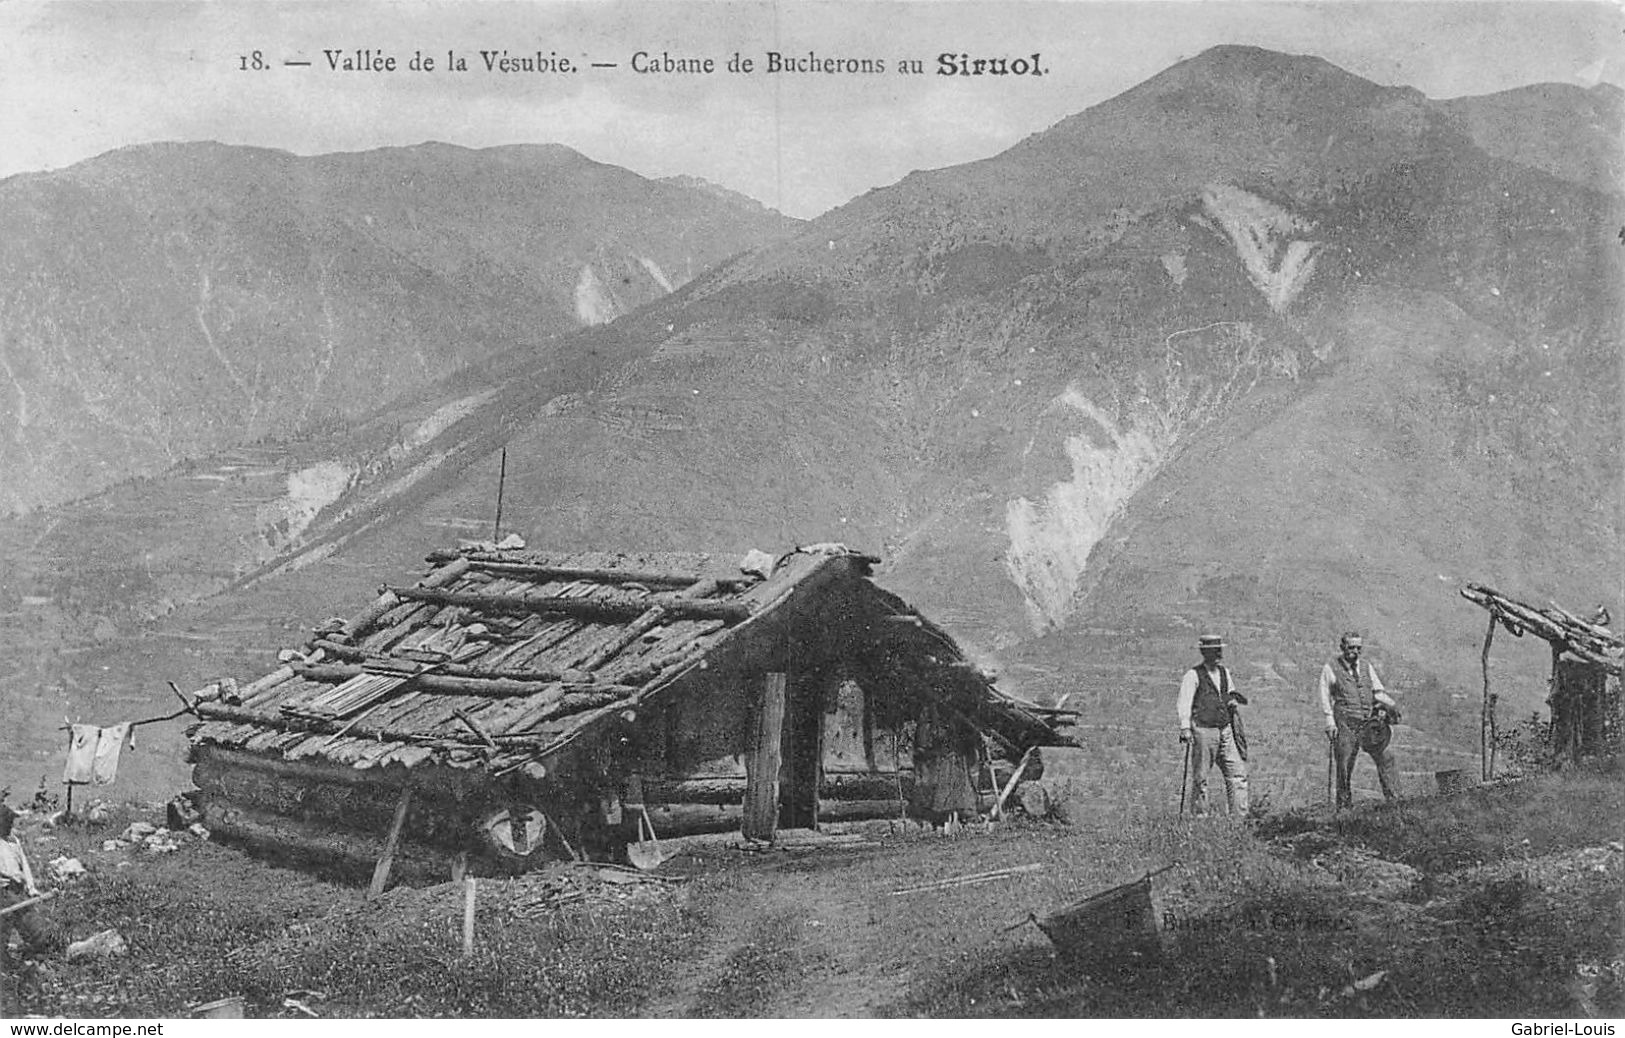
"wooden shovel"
627,805,668,870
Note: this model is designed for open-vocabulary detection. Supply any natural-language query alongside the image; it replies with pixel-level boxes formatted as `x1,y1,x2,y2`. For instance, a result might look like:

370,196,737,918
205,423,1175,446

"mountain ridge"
0,141,800,514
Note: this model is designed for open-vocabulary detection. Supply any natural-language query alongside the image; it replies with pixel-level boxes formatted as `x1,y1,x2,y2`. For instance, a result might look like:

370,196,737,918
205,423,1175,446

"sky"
0,1,1620,219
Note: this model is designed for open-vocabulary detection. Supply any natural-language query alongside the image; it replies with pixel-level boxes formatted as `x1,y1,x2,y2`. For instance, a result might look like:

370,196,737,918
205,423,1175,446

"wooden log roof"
189,544,1065,778
1460,582,1623,677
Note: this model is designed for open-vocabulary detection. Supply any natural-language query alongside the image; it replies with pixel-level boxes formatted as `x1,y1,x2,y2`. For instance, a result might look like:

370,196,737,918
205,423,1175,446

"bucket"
193,996,245,1019
1035,875,1160,963
1435,769,1469,795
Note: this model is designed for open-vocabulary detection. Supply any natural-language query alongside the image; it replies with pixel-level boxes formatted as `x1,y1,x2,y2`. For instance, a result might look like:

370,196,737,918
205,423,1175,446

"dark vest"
1190,664,1232,728
1328,657,1377,721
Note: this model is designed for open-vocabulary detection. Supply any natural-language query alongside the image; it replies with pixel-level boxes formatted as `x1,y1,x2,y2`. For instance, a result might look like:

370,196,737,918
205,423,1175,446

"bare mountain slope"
0,142,798,514
1444,81,1624,195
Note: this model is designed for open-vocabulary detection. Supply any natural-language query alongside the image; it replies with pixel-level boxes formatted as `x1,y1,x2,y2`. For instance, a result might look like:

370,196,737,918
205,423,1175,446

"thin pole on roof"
492,447,508,542
1480,612,1496,781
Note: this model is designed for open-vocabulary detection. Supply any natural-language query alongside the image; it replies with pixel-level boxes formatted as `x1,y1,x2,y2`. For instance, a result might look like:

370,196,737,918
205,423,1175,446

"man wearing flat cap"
1177,634,1249,817
1318,631,1402,809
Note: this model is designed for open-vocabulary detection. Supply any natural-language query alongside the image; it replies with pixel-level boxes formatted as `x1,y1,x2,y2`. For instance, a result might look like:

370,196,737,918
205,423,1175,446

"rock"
188,823,210,839
84,801,112,824
47,856,86,882
1017,782,1052,819
66,929,128,961
120,821,158,842
739,549,777,578
143,830,180,854
166,793,203,831
100,840,127,852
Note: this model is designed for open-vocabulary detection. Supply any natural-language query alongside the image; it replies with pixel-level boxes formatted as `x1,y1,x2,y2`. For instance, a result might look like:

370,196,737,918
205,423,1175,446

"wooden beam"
289,663,637,700
192,744,427,790
310,638,581,683
237,665,297,707
195,701,571,750
640,772,915,805
342,591,403,644
576,606,670,672
337,559,472,645
423,553,706,586
384,585,751,623
452,709,498,749
743,672,788,842
369,786,414,899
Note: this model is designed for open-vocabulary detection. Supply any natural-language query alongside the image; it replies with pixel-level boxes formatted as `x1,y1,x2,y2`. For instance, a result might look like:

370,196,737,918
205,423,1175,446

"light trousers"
1189,723,1249,817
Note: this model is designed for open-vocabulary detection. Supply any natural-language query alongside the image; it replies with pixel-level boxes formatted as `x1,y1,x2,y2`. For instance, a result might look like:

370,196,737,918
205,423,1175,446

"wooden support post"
1481,614,1496,781
492,448,507,543
450,850,468,885
743,672,787,842
1551,642,1568,762
369,786,413,899
993,747,1035,820
543,812,582,862
462,877,477,957
61,724,75,821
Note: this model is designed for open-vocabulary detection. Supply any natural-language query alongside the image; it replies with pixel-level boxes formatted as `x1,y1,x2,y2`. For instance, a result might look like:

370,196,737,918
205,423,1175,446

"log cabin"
187,543,1069,881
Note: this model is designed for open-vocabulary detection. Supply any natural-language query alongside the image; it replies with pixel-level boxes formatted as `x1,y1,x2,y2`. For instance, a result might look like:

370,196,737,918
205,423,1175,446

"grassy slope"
11,766,1621,1019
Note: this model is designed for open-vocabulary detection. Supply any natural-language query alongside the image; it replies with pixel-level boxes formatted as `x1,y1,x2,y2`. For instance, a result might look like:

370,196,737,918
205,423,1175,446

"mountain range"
1,45,1618,808
0,142,798,514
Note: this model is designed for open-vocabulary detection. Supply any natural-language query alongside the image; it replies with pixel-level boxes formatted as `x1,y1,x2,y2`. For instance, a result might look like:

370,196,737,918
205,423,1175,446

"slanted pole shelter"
1461,582,1623,774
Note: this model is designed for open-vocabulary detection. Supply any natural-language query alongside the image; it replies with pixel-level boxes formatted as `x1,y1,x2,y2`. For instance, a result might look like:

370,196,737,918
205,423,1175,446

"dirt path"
642,830,1074,1018
646,849,918,1017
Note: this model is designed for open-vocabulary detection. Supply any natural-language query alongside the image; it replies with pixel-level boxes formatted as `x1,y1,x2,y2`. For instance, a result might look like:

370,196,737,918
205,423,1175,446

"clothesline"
57,681,201,733
55,684,202,812
55,707,195,734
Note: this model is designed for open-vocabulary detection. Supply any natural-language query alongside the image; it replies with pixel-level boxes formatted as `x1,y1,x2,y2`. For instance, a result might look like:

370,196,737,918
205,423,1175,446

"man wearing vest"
1176,634,1249,817
1318,632,1402,809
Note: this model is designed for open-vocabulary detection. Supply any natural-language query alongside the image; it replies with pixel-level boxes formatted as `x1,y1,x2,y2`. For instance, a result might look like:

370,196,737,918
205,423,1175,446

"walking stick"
1326,734,1335,807
1178,738,1191,815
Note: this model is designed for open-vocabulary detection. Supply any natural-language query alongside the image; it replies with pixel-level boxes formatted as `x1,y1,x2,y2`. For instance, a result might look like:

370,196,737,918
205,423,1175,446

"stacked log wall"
190,745,569,867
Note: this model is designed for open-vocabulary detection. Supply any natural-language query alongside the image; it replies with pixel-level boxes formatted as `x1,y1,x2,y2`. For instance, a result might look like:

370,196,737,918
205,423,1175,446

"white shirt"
0,835,38,895
1317,658,1396,727
1177,663,1237,730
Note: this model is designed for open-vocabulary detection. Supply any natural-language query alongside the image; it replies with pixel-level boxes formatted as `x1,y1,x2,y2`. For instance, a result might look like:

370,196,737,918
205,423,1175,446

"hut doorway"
779,671,824,830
